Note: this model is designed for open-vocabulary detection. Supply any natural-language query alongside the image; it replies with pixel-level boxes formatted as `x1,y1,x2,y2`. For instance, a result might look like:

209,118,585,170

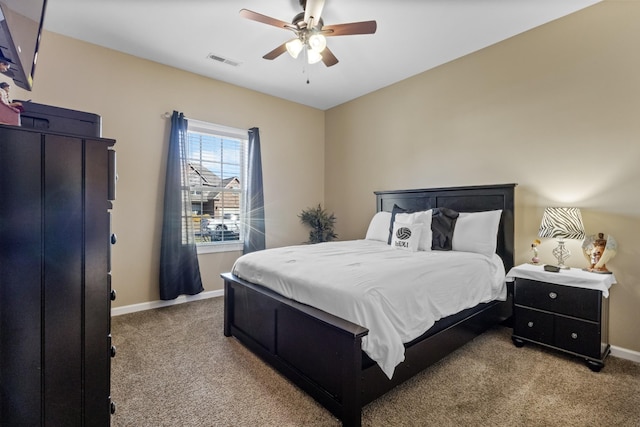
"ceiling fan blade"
240,9,295,31
322,20,377,36
263,42,288,60
304,0,325,28
320,47,339,67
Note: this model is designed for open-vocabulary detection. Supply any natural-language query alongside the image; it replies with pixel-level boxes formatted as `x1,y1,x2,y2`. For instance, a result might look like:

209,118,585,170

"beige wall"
325,1,640,353
9,0,638,353
11,32,325,308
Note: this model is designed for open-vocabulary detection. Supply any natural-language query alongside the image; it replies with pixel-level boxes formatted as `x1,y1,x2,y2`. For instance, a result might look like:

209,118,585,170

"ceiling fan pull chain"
303,51,309,84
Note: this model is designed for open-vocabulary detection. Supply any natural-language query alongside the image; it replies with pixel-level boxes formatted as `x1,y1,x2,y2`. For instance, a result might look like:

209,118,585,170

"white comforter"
231,240,506,379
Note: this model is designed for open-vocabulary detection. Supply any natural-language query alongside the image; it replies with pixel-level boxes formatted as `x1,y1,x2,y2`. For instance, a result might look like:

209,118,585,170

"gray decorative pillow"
431,207,460,251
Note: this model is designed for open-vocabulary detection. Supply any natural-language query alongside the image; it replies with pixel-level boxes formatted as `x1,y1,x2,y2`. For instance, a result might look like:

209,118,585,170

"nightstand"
506,264,616,372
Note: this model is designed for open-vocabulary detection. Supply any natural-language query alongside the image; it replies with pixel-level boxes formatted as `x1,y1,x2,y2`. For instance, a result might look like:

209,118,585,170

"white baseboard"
111,289,223,317
611,345,640,364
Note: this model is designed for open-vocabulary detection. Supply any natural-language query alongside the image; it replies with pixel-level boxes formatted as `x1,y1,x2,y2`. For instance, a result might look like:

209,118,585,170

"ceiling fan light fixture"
286,38,303,59
240,3,377,68
307,47,323,64
308,33,327,52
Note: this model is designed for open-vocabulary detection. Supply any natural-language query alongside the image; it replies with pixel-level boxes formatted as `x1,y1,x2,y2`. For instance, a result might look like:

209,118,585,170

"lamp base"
552,240,572,269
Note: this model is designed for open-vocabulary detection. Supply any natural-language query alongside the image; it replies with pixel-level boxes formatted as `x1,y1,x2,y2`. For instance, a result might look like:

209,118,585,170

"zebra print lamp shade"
538,207,585,268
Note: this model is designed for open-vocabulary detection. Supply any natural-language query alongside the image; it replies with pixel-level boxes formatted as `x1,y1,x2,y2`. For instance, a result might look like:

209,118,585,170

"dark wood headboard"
374,184,516,272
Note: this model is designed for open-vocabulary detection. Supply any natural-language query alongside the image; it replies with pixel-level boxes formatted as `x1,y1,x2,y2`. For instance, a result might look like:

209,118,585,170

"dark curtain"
159,111,204,300
243,127,266,254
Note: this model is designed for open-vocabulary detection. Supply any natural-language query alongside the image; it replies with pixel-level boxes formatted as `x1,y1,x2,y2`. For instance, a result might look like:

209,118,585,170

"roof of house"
188,163,239,201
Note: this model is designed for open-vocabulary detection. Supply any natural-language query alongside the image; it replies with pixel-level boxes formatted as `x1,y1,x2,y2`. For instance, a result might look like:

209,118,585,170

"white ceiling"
42,0,600,110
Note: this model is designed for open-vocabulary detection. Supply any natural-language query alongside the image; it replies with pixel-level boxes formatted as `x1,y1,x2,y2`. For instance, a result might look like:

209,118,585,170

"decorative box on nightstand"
506,264,616,372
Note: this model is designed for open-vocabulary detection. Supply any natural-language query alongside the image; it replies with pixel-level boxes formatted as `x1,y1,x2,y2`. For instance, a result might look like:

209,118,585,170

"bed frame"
222,183,515,426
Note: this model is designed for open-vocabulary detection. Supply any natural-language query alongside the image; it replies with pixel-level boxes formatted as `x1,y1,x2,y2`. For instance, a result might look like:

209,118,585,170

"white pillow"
391,221,423,252
395,209,432,251
365,211,392,242
452,210,502,257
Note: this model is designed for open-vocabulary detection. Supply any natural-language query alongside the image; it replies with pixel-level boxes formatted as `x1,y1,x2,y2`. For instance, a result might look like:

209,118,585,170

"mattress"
232,239,506,378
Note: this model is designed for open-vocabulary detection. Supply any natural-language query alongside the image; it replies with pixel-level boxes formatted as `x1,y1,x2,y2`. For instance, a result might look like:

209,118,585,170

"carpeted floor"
110,297,640,426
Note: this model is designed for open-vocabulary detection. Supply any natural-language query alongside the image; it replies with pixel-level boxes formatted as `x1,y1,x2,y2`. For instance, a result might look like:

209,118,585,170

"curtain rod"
161,112,254,138
162,112,182,119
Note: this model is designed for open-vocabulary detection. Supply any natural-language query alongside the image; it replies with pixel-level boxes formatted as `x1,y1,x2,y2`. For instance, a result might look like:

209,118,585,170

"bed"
222,183,515,426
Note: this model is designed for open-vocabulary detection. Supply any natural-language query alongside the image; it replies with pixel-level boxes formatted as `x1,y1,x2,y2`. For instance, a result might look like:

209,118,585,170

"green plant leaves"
298,204,337,244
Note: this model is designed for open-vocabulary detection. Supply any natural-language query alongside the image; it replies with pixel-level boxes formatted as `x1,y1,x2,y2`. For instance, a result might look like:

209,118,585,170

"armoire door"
0,126,115,426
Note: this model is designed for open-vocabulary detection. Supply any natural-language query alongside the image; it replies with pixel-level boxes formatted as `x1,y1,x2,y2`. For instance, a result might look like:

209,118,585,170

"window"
185,119,247,252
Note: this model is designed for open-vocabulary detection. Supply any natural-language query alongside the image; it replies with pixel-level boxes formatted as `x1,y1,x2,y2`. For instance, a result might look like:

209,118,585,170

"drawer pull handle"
571,333,578,339
549,292,558,299
527,321,534,328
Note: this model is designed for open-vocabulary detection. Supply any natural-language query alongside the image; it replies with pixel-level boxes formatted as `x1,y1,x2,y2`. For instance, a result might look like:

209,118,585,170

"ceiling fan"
240,0,377,67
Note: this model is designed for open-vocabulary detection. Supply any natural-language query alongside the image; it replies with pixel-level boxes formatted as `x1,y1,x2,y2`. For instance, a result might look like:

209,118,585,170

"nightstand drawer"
514,279,600,321
555,317,601,359
513,306,554,345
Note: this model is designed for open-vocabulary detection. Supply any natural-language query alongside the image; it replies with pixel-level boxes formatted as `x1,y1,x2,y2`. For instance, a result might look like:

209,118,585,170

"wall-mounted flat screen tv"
0,0,47,91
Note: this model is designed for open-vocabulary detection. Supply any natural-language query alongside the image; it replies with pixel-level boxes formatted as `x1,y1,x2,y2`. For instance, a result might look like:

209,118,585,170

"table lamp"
538,207,585,269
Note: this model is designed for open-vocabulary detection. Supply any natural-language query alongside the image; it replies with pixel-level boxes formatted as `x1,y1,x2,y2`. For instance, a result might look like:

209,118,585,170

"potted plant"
299,204,337,244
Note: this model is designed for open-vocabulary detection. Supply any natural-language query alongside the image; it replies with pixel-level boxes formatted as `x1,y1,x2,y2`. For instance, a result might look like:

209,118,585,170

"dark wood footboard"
223,273,369,426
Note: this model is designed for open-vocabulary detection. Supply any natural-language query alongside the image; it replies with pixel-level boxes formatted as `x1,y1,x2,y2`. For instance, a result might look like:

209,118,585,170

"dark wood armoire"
0,124,116,425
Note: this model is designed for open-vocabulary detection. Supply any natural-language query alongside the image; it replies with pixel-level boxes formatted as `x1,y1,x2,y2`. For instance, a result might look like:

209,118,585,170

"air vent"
207,53,241,67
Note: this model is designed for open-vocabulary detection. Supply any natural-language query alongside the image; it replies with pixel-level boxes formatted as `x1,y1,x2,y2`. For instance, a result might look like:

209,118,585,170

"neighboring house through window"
186,119,247,253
